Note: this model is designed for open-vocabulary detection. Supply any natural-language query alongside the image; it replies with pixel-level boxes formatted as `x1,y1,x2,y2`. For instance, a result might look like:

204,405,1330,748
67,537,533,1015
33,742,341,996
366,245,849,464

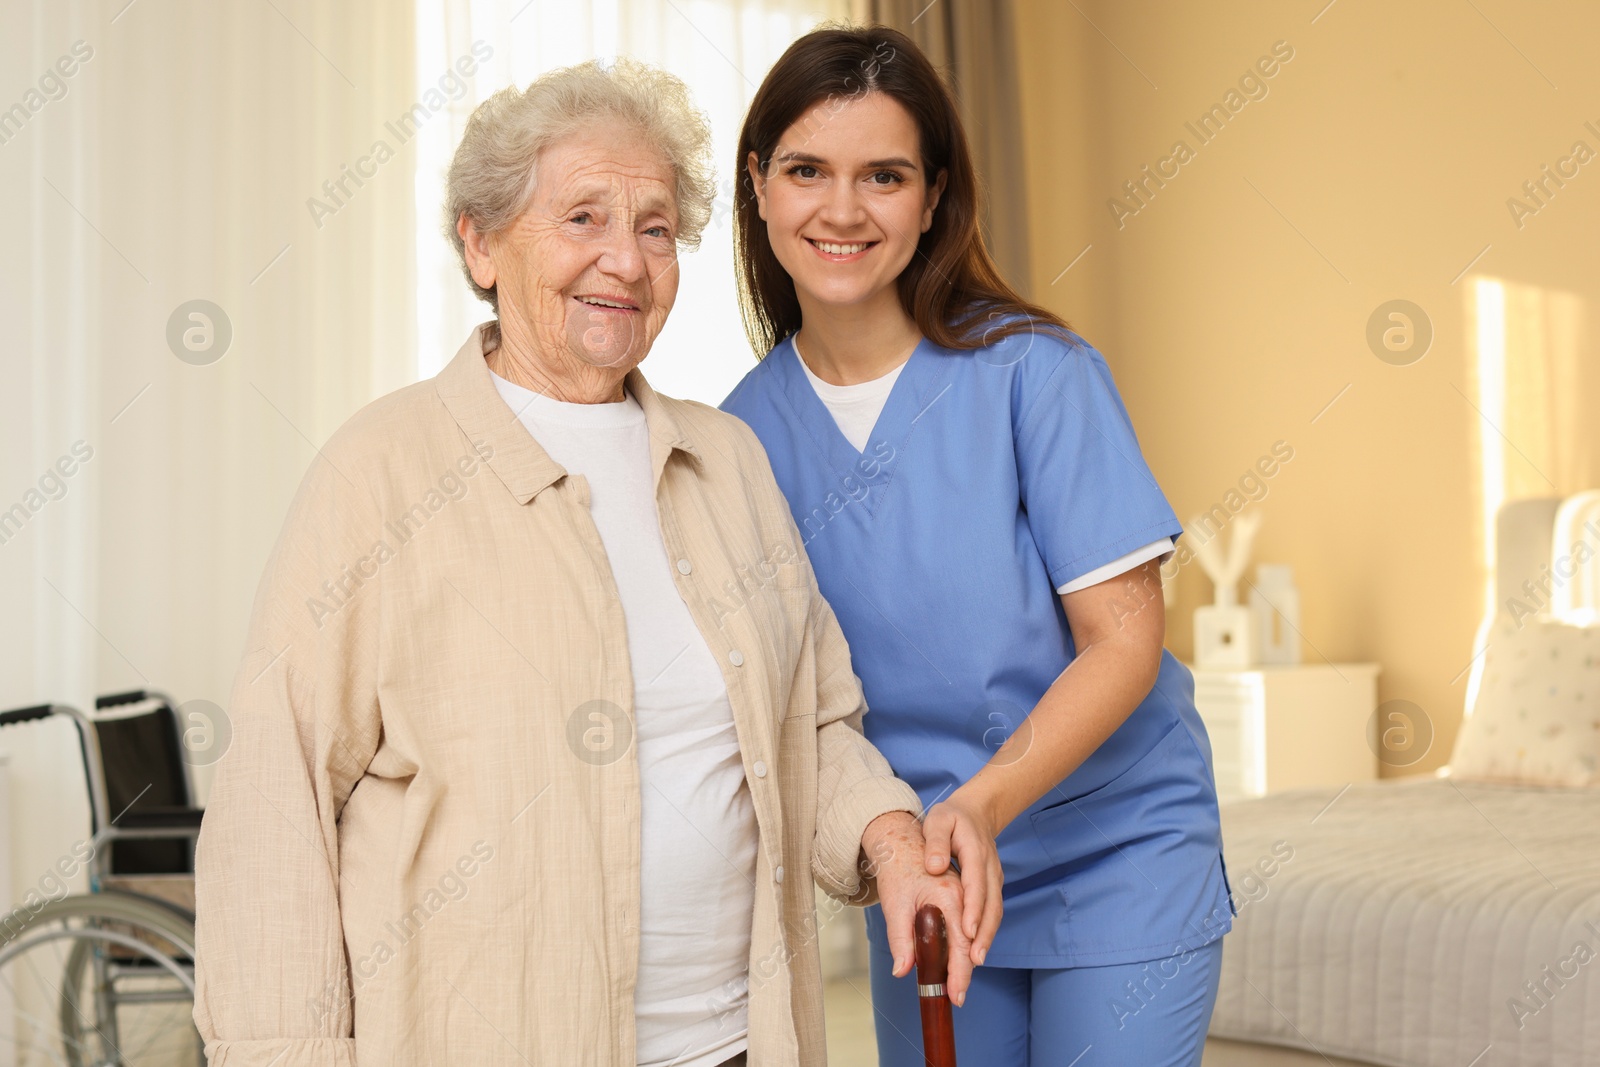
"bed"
1201,494,1600,1067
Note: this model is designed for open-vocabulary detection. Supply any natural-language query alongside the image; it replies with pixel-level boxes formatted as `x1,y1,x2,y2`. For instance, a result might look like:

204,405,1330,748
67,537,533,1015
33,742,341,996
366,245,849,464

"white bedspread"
1209,779,1600,1067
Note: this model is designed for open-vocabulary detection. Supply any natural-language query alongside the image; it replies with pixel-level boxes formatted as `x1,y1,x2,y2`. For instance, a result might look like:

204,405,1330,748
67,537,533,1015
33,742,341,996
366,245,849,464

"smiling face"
748,91,944,317
460,124,680,393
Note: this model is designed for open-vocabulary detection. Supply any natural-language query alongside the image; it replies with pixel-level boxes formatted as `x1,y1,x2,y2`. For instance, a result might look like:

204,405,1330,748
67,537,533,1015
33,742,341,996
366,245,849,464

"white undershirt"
794,338,907,453
492,370,756,1067
793,338,1173,594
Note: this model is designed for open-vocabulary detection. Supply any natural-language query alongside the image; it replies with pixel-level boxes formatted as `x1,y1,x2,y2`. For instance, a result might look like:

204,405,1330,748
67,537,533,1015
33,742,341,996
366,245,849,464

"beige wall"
1015,0,1600,774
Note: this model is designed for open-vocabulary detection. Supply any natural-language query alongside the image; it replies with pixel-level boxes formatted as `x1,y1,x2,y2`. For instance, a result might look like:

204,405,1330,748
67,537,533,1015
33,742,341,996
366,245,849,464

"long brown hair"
734,24,1069,356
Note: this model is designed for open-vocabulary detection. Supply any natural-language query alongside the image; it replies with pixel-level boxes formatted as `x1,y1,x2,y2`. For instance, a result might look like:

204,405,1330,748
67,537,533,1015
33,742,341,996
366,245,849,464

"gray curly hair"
444,58,716,313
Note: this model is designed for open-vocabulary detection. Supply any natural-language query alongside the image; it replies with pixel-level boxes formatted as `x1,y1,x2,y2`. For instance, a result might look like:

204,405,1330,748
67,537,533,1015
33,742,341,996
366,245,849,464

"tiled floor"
823,974,880,1067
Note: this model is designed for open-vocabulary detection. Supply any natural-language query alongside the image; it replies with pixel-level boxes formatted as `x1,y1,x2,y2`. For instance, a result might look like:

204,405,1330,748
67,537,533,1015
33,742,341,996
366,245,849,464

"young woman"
720,26,1236,1067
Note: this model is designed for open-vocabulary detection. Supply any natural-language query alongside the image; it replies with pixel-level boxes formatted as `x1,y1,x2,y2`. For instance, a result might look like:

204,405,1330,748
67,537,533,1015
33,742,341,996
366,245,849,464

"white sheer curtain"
1,0,416,894
0,0,103,904
413,0,849,404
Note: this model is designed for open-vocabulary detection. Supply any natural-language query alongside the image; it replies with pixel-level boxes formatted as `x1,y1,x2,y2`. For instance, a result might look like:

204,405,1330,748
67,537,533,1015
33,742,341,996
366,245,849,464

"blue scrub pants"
865,909,1223,1067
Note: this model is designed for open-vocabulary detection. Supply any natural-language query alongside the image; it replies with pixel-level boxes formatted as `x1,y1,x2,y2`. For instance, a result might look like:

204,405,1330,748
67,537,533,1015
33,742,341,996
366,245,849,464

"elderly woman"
192,59,975,1067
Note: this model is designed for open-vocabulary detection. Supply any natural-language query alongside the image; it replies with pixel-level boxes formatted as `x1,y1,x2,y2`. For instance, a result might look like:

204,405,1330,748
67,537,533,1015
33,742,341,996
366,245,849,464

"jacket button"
728,649,745,667
752,760,767,778
677,558,692,575
774,865,784,884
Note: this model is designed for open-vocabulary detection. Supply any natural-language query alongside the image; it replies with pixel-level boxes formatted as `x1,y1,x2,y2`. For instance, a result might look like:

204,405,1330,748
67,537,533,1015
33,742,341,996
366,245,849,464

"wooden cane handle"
913,904,957,1067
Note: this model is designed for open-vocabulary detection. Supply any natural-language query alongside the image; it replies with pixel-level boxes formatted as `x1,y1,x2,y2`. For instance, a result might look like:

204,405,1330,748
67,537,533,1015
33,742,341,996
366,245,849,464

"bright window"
413,0,847,405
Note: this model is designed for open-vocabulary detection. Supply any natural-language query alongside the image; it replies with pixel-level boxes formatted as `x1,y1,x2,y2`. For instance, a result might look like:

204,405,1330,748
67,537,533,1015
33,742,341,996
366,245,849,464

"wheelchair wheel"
0,889,202,1067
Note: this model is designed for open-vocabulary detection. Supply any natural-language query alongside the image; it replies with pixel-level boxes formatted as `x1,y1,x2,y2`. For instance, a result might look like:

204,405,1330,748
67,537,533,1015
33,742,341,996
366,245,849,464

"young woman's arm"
920,557,1168,964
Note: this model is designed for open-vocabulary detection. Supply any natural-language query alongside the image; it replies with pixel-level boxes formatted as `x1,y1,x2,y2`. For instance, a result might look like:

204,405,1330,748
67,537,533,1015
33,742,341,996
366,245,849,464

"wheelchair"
0,691,207,1066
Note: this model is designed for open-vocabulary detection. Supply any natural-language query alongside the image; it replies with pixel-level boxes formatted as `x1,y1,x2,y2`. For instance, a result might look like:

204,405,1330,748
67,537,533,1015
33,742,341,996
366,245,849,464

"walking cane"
914,905,958,1067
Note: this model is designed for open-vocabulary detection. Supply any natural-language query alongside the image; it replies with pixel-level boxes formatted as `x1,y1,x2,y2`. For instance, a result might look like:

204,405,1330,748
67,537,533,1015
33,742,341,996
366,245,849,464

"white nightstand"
1185,663,1381,804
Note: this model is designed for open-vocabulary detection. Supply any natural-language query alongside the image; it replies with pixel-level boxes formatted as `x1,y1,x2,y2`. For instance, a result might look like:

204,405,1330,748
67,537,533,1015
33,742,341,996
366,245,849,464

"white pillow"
1449,617,1600,786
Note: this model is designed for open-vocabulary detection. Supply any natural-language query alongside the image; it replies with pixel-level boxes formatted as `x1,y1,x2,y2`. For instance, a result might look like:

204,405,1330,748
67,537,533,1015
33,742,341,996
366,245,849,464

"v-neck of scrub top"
777,333,950,517
793,334,908,452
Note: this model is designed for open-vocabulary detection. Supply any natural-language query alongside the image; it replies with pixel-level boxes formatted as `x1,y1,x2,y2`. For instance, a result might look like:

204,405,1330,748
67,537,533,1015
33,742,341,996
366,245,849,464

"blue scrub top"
722,327,1236,968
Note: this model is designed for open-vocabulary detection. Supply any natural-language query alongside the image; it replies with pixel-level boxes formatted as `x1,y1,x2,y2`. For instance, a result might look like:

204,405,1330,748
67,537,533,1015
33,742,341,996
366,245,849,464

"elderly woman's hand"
859,811,983,1007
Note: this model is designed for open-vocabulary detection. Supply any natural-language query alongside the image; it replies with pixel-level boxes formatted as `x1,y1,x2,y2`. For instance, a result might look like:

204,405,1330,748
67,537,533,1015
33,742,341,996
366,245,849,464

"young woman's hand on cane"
919,795,1005,968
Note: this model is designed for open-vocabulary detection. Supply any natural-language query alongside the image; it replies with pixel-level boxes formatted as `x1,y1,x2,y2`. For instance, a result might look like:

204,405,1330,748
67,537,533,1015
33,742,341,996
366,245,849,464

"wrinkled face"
749,91,944,313
471,125,680,372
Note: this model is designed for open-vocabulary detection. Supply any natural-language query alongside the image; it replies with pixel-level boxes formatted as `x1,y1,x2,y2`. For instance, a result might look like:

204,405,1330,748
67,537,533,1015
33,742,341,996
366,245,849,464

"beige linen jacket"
193,325,921,1066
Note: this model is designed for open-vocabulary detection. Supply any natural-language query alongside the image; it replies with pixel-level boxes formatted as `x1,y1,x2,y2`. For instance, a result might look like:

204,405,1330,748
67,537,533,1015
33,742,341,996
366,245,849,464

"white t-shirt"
492,370,756,1067
794,340,1173,594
